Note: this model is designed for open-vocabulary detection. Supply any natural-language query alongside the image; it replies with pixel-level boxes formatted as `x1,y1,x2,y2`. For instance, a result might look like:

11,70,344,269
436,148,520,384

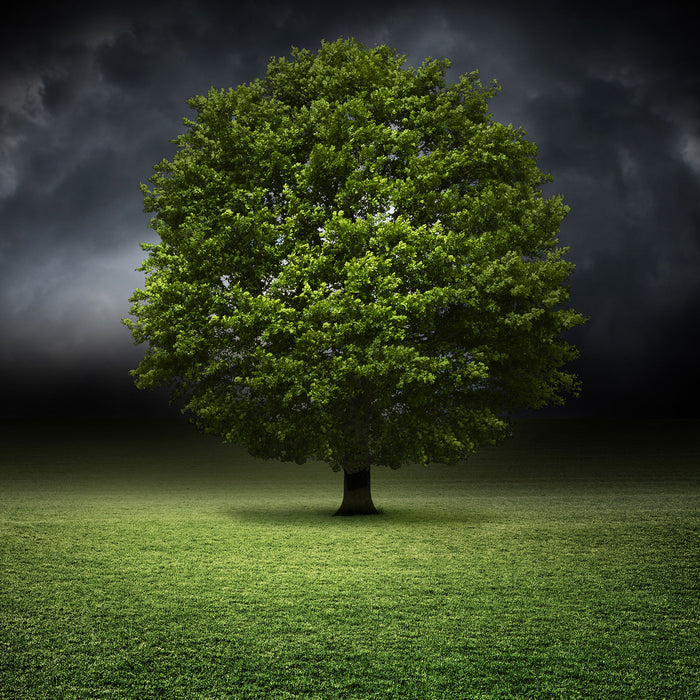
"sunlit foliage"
125,38,584,473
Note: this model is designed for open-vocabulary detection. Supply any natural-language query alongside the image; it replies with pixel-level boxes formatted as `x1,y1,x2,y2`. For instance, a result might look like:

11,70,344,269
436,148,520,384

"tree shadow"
221,503,498,526
221,504,359,524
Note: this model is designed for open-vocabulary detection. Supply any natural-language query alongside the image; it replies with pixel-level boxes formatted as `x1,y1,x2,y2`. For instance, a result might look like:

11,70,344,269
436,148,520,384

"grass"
0,418,698,699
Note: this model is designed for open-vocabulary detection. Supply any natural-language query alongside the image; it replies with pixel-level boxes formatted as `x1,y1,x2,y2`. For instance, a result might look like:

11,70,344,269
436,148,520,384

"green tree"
124,38,584,515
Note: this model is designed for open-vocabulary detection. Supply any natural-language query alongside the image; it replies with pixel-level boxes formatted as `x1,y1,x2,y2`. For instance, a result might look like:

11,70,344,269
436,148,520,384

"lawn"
1,418,698,699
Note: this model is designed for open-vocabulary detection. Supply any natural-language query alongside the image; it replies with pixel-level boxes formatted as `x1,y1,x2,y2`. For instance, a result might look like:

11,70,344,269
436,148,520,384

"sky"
1,0,699,420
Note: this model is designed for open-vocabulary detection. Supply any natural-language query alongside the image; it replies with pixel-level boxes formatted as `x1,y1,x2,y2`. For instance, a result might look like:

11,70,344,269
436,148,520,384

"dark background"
2,0,699,421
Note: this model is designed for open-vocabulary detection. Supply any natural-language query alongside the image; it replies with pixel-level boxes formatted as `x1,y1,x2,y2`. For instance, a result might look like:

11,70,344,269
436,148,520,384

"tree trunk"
333,467,379,516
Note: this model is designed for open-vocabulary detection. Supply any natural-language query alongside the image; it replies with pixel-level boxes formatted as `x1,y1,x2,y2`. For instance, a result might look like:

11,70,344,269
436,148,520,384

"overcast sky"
1,0,699,419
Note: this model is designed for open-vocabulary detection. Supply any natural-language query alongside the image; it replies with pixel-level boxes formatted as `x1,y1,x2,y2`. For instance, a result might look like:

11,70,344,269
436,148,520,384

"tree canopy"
124,38,584,512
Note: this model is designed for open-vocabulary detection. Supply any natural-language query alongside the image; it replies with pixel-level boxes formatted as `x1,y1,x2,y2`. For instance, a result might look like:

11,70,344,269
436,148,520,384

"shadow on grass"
223,505,340,523
222,503,498,526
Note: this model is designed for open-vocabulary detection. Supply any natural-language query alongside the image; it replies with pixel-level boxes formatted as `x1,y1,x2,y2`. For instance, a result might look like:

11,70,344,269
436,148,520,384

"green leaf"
124,37,585,473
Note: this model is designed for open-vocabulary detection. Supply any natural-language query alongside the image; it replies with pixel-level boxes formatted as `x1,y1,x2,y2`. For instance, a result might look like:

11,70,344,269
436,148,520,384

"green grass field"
1,418,698,699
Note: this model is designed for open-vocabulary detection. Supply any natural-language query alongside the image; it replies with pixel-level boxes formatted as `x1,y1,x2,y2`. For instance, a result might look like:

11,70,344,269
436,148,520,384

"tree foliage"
125,38,584,475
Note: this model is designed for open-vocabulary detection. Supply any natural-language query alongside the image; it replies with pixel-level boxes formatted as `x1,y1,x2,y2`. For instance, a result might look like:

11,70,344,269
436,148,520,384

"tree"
124,38,585,515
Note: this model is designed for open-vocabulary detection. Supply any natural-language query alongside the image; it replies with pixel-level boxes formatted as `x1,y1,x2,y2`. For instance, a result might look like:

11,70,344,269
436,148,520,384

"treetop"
126,38,585,473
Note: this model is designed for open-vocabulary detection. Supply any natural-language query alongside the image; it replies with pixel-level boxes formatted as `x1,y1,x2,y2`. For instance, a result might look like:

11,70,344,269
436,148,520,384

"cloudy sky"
1,0,699,420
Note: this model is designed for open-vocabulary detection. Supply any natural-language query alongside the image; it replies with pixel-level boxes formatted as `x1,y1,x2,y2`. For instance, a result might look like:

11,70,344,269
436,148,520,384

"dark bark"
333,467,379,516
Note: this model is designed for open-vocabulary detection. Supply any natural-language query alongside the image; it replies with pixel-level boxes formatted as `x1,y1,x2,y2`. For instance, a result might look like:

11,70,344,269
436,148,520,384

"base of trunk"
334,468,379,516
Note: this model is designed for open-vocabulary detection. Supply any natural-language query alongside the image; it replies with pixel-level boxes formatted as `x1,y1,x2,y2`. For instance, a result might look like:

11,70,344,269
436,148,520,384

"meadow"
1,418,698,699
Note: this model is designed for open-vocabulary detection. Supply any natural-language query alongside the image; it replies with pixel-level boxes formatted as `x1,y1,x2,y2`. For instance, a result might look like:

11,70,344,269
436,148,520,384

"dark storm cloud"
1,0,699,417
523,57,700,413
